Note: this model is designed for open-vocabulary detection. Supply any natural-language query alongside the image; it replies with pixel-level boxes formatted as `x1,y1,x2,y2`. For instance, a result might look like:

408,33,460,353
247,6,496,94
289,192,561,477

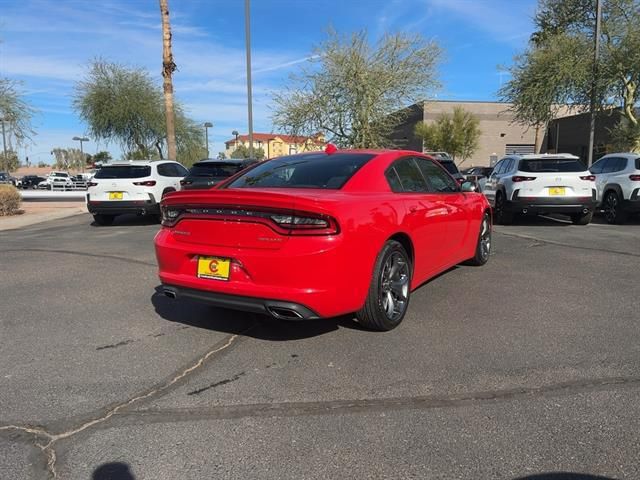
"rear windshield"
226,153,374,189
95,166,151,179
439,161,460,175
519,158,586,173
189,162,248,178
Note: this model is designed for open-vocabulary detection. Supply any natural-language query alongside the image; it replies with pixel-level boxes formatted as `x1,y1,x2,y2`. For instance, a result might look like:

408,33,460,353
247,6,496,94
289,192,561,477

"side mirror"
461,181,477,192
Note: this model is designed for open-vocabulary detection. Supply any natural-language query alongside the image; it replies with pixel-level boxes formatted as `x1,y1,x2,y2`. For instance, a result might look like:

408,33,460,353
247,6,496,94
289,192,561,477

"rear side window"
227,153,374,189
189,162,247,178
389,158,428,192
519,158,586,173
635,157,640,170
95,166,151,179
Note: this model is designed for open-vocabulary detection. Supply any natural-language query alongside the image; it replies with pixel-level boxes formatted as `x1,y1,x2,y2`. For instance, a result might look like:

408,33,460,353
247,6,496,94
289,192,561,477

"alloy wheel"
379,252,410,322
605,193,618,223
479,216,491,261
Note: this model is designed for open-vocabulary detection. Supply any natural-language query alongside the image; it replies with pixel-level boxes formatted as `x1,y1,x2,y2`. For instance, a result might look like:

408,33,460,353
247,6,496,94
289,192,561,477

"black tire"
465,212,492,266
603,191,628,224
570,211,593,225
494,191,513,225
93,214,115,226
356,240,412,331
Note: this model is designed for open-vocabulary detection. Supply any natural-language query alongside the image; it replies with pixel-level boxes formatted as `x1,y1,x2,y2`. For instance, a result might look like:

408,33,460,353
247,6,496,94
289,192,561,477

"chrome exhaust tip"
522,208,528,214
163,289,177,299
268,306,304,320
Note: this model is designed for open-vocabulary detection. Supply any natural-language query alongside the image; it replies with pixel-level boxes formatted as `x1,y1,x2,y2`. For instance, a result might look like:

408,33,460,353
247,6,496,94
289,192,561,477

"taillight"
630,175,640,181
133,180,157,186
580,175,596,181
87,182,98,187
160,205,339,235
512,176,536,182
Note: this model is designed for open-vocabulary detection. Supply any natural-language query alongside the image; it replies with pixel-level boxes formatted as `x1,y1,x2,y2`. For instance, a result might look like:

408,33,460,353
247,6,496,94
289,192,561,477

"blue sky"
0,0,537,164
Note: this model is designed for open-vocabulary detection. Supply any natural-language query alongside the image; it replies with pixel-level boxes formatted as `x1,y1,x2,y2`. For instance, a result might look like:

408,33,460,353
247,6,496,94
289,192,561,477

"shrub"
0,185,22,216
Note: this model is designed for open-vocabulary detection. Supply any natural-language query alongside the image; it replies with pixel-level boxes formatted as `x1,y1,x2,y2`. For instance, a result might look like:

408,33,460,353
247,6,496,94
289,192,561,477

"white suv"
484,154,597,225
38,171,74,190
589,153,640,224
86,160,189,225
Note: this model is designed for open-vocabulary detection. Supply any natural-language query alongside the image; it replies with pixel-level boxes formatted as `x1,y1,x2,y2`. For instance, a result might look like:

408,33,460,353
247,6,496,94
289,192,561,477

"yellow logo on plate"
197,257,230,281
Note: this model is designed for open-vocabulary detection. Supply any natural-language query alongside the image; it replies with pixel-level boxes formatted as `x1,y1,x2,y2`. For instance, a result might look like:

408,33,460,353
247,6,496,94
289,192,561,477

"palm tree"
159,0,177,160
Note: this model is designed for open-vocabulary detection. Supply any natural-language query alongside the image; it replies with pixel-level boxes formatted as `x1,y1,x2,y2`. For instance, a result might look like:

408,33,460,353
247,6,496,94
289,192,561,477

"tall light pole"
204,122,213,158
0,118,7,171
72,136,89,172
244,0,254,159
587,0,602,166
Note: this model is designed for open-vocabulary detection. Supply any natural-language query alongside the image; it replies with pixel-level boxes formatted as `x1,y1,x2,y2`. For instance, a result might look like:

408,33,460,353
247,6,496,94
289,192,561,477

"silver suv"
484,154,597,225
590,153,640,224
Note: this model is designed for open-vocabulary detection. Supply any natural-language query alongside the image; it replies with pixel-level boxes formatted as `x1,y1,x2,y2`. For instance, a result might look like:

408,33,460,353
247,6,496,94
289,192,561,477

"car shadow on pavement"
91,214,161,227
93,462,136,479
151,286,367,341
513,474,618,480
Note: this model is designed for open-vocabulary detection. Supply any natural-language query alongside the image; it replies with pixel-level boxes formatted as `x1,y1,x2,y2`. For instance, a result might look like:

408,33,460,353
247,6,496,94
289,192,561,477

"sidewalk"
0,201,87,231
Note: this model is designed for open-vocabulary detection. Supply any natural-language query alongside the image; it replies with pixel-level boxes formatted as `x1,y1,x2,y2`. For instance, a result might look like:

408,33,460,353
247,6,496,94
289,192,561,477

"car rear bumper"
154,227,373,318
160,284,320,320
87,199,159,216
507,195,597,215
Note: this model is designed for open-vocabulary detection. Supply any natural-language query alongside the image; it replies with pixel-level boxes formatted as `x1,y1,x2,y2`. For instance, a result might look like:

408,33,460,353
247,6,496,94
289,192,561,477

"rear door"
386,157,448,282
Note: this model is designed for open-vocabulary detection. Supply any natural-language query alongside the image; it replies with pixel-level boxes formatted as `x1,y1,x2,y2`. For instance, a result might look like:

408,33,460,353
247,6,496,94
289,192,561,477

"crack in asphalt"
495,231,640,258
0,332,247,479
0,248,157,266
111,375,640,426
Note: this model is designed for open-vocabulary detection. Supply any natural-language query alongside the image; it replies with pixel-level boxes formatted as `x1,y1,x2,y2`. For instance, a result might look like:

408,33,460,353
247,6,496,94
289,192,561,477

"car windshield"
189,162,247,178
439,161,460,175
226,153,374,189
519,158,586,173
95,166,152,179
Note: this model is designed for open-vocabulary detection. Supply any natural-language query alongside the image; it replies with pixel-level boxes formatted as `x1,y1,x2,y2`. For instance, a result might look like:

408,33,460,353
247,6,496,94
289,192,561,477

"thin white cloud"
0,53,84,81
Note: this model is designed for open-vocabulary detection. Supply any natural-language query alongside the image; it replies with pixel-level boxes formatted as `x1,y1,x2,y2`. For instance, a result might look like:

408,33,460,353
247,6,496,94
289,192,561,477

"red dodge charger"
155,149,491,331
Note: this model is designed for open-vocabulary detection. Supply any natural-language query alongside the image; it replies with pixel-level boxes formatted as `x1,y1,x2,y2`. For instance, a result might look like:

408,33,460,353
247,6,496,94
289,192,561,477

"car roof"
506,153,580,160
107,160,177,166
598,152,640,159
194,158,254,164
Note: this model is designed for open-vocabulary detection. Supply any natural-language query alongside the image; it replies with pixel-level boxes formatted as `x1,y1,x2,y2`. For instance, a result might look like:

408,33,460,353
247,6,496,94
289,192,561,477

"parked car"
461,166,494,192
0,172,14,185
38,171,74,190
156,149,491,331
86,160,189,225
424,152,464,182
483,154,597,225
589,153,640,224
180,158,258,190
19,175,46,189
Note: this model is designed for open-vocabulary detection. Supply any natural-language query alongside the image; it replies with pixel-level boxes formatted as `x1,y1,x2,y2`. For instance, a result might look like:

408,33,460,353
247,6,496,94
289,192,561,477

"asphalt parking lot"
1,213,639,480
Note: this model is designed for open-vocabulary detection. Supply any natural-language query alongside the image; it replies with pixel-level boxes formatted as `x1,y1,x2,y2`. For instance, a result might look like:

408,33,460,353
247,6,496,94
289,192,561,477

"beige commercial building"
391,100,549,167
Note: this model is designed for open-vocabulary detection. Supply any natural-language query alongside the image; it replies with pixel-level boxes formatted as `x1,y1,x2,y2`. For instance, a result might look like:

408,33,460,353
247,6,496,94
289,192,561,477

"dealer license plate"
109,192,124,200
548,187,565,196
197,256,230,281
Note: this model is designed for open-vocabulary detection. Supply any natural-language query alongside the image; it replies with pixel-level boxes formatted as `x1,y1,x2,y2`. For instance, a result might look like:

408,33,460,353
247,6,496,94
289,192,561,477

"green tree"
500,0,640,152
92,151,112,163
217,152,227,160
0,78,36,150
73,60,204,163
415,107,481,163
273,29,442,148
0,150,20,172
231,144,265,160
